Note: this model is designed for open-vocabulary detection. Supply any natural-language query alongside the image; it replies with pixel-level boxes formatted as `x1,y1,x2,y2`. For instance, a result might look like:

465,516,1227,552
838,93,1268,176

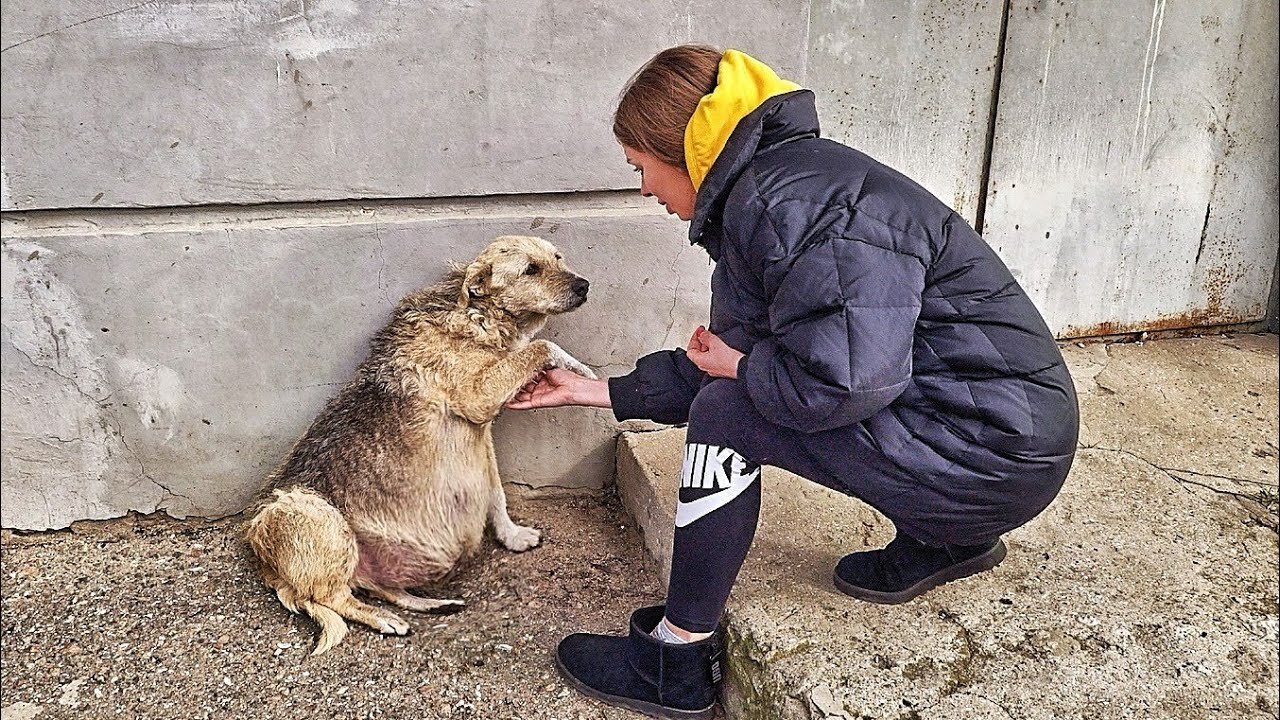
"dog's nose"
571,277,590,299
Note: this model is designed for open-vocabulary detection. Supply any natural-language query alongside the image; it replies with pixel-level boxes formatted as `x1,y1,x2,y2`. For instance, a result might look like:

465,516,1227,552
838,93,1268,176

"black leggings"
663,377,1061,632
665,378,871,632
663,379,906,632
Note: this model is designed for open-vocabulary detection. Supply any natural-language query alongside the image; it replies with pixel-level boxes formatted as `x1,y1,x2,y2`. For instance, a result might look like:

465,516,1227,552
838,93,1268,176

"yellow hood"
683,50,802,191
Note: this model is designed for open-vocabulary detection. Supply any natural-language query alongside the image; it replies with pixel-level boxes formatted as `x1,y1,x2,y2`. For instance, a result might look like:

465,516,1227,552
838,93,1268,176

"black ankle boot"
834,533,1007,604
555,605,723,719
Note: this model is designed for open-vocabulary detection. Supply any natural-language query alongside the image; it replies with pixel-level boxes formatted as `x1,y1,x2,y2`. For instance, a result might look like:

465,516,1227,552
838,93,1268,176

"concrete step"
614,335,1279,720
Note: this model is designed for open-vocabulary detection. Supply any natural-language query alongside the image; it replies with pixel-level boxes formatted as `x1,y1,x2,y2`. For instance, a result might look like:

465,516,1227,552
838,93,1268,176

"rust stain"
1058,265,1264,340
1058,311,1261,340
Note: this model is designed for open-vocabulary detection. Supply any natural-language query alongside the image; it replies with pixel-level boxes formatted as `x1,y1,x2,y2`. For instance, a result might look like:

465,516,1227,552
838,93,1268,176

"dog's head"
458,235,590,317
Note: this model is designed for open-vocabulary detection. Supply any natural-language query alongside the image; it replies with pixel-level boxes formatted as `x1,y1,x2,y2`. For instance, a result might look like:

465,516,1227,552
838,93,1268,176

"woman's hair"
613,44,723,170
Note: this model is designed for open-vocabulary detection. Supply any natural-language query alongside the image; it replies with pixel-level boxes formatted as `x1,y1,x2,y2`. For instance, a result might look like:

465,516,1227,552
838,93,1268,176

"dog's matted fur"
245,235,595,654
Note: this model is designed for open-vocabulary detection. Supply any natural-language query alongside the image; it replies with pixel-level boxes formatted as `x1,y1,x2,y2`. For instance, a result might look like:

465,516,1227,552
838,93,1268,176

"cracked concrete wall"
982,0,1280,336
1,197,712,529
3,0,1279,529
0,1,809,209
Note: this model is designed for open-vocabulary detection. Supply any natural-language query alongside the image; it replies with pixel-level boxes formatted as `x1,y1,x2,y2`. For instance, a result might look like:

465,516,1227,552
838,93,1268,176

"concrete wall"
807,0,1005,225
0,1,808,208
3,0,1278,529
982,0,1280,336
1,197,712,528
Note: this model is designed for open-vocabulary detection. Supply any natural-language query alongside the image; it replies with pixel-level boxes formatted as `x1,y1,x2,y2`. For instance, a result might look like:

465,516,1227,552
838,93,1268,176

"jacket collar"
687,89,821,252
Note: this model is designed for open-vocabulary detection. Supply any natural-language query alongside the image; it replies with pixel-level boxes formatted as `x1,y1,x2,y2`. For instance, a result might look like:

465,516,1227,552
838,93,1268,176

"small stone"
0,702,44,720
810,682,849,718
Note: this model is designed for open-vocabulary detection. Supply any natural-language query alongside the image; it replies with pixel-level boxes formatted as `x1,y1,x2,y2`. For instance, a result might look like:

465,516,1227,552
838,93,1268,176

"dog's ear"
458,260,492,306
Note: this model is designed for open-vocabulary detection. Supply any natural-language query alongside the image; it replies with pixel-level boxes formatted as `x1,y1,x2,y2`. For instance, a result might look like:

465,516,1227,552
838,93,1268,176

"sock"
652,617,710,644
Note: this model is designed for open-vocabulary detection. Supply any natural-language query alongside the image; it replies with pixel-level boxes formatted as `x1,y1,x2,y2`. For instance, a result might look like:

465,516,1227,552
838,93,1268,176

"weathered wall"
807,0,1005,225
982,0,1280,336
0,1,808,208
2,0,1277,529
1,197,711,528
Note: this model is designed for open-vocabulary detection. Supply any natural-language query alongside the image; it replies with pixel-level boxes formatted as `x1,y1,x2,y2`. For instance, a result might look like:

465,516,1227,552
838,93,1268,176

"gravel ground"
1,495,677,720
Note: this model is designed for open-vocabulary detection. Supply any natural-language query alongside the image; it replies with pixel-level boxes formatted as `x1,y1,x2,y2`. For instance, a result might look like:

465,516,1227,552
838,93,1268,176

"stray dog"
245,235,595,655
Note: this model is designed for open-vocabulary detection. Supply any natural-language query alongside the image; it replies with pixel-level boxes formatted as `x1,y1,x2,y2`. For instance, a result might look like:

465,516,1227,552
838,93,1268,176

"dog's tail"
245,487,360,656
299,600,349,655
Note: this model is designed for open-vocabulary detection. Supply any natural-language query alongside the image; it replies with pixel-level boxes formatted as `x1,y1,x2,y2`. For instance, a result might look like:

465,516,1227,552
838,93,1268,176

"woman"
508,45,1078,718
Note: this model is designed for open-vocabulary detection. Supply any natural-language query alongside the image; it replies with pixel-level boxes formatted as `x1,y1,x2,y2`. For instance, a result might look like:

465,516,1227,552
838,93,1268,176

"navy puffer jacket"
609,90,1078,543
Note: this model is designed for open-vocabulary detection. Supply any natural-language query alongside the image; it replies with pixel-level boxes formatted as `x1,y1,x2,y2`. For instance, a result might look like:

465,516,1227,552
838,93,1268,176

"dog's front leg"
482,428,541,551
450,340,590,423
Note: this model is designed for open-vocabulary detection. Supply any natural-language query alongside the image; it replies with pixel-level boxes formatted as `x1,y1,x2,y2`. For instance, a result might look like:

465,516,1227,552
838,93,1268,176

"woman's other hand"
506,368,612,410
686,326,744,379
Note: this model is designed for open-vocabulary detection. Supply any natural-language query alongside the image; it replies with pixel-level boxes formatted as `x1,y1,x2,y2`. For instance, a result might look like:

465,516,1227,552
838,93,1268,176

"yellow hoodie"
683,50,802,191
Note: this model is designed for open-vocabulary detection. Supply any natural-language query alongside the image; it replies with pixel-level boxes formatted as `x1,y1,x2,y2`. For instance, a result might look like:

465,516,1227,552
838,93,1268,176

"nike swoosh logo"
674,465,761,527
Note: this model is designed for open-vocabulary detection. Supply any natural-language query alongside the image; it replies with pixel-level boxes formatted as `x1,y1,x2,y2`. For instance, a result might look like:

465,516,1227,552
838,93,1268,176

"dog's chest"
399,419,492,543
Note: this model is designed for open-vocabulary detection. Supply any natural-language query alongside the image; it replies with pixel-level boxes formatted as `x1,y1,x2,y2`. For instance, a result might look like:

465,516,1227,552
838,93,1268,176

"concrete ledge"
616,335,1279,719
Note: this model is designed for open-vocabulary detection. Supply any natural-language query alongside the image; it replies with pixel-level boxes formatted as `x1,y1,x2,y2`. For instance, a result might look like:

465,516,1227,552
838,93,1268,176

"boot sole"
833,539,1008,605
553,652,718,720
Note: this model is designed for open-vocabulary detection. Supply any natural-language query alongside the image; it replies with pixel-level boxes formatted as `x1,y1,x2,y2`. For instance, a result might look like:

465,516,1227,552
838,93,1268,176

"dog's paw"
542,342,597,380
499,525,542,552
570,363,598,380
376,613,411,636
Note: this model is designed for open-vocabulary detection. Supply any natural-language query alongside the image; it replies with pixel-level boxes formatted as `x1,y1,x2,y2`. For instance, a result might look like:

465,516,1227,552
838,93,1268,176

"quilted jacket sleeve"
608,349,707,425
741,236,926,433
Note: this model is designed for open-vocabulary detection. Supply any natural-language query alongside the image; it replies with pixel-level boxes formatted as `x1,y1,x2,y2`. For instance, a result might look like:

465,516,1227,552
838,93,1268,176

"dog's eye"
524,264,541,275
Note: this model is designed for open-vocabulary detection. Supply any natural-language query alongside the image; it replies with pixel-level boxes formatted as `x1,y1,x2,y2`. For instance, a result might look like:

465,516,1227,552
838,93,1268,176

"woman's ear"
458,261,491,307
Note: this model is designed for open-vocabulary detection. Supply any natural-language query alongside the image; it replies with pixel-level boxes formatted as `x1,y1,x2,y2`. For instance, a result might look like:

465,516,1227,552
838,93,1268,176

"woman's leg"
663,379,762,633
664,378,844,632
665,379,1012,623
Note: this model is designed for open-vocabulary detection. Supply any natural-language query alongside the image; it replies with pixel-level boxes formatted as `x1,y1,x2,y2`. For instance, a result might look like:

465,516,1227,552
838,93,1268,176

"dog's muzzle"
566,277,590,308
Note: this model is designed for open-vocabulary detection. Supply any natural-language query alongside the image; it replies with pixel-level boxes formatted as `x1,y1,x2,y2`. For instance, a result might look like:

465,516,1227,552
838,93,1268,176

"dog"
245,235,595,655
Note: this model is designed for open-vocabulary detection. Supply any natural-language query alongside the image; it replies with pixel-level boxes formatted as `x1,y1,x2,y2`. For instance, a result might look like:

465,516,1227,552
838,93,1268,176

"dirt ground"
0,494,674,720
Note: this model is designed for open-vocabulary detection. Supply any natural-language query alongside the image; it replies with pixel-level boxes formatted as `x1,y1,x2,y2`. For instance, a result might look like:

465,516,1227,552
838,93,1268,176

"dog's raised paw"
543,342,597,380
500,525,542,552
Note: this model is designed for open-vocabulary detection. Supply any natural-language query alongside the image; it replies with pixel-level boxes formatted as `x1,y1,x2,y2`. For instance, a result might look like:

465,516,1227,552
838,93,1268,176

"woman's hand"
506,368,612,410
686,326,744,379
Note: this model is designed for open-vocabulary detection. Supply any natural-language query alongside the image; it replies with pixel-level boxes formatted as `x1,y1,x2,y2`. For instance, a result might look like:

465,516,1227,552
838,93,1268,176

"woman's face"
623,146,697,221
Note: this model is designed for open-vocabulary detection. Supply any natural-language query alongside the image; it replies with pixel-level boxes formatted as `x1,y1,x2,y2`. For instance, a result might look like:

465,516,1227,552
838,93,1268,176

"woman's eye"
525,264,541,275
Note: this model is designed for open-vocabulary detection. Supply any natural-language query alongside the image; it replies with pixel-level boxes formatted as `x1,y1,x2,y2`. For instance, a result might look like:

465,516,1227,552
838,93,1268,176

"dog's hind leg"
246,488,408,654
325,589,411,635
356,582,465,614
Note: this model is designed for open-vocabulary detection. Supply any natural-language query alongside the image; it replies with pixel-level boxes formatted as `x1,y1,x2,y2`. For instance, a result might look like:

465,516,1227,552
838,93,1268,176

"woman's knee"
687,379,760,450
688,380,753,427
